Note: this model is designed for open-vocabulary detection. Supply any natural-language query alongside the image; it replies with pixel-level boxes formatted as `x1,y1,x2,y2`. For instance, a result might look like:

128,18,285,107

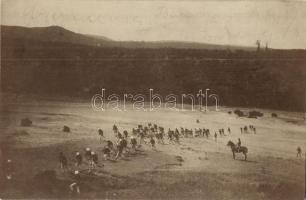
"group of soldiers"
58,147,100,195
240,125,256,134
1,120,304,196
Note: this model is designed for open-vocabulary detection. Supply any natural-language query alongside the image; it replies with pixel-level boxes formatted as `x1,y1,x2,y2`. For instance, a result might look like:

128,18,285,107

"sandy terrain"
0,95,305,199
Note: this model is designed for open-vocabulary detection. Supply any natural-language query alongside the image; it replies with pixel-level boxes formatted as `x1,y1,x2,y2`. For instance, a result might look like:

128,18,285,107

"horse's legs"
244,153,247,161
232,152,235,159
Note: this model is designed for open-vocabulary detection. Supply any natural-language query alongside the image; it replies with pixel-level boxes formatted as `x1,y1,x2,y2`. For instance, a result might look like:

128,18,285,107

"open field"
0,95,305,199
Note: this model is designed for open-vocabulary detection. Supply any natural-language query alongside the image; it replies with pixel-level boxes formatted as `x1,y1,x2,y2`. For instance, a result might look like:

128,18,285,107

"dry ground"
0,95,305,199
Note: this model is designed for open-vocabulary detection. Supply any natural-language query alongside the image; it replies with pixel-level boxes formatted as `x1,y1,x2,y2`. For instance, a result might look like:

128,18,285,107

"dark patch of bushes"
21,118,32,127
234,109,244,117
248,110,264,118
63,126,70,132
175,156,184,162
228,111,232,114
271,113,278,118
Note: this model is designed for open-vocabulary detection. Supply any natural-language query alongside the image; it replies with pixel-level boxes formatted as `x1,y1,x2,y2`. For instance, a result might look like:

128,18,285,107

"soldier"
115,139,124,159
123,130,128,138
89,151,98,171
59,152,68,171
113,124,118,133
75,152,82,167
98,129,104,142
85,147,91,161
121,138,128,154
150,137,156,149
102,146,111,160
297,146,302,158
139,130,145,145
106,140,114,150
237,138,242,152
130,136,137,150
153,124,158,132
174,132,180,143
244,126,248,133
117,132,123,139
4,159,14,180
69,170,81,195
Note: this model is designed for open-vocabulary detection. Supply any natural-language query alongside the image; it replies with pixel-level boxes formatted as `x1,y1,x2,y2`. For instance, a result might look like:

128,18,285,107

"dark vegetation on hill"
1,25,306,111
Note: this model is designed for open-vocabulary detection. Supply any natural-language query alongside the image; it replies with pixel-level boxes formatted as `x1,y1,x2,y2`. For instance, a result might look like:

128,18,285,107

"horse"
227,140,248,160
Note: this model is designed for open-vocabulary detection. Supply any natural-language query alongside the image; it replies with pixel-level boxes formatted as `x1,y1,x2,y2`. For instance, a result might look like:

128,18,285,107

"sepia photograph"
0,0,306,199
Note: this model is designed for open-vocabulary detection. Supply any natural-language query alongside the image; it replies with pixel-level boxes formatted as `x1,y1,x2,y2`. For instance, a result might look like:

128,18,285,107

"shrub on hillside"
248,110,264,118
271,113,278,118
21,118,32,127
63,126,70,132
234,109,244,117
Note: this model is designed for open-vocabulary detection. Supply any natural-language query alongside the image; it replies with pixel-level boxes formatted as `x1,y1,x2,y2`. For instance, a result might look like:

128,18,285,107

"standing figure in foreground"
75,152,82,167
59,152,68,172
296,146,302,158
4,159,14,181
69,170,81,195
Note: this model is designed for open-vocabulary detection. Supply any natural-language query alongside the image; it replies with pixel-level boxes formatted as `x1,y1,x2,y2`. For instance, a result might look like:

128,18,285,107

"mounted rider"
237,138,241,152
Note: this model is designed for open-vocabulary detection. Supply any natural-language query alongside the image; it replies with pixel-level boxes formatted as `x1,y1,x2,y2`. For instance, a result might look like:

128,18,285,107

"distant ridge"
1,25,113,47
1,25,255,50
1,25,305,112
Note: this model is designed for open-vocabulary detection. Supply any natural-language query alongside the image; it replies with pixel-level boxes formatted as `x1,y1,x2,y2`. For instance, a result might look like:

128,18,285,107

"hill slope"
1,25,255,50
1,25,306,111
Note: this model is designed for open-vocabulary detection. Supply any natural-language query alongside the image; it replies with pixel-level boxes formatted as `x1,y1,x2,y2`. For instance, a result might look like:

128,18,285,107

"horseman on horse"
227,140,248,160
